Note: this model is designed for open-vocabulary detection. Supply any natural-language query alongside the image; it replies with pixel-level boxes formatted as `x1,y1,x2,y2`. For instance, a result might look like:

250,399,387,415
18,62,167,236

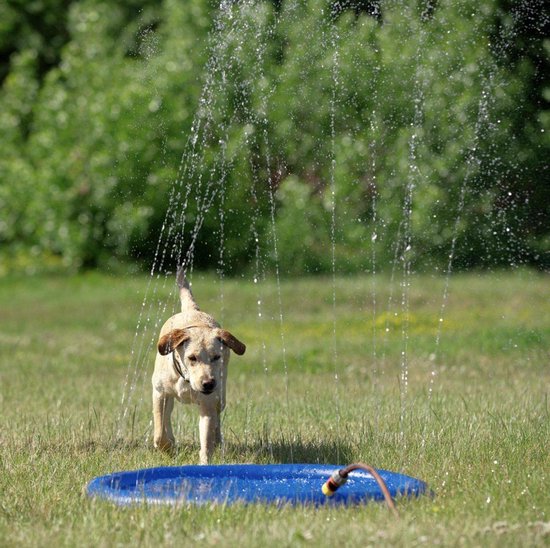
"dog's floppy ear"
217,329,246,356
158,328,190,356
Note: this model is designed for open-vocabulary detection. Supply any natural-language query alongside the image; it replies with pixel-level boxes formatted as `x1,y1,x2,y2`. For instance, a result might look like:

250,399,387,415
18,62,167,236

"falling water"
115,0,260,440
427,84,492,403
368,116,382,431
422,1,534,445
398,5,431,443
328,9,342,464
214,0,284,458
248,149,272,455
109,0,545,471
244,10,281,460
265,143,293,459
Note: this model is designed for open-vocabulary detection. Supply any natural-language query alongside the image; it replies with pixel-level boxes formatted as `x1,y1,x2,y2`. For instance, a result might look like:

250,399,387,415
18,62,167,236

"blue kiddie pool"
86,463,428,507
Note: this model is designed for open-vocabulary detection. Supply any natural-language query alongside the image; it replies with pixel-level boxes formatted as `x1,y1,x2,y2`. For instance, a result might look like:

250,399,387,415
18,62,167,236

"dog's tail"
176,266,199,311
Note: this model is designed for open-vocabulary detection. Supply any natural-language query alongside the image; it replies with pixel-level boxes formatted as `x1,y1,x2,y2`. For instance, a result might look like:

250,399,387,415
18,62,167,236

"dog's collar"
172,352,190,383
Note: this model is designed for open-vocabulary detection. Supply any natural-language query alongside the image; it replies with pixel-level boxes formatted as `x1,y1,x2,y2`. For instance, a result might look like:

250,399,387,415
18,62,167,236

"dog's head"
157,326,246,395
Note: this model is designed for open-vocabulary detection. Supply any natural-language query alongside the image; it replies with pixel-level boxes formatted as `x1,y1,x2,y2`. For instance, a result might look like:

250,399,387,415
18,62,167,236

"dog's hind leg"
176,266,200,312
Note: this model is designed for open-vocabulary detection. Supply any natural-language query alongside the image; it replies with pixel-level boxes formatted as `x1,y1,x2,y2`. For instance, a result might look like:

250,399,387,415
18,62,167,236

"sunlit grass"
0,270,548,546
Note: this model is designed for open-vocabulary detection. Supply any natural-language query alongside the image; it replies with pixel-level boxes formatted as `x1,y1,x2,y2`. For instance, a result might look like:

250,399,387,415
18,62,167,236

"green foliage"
0,0,547,275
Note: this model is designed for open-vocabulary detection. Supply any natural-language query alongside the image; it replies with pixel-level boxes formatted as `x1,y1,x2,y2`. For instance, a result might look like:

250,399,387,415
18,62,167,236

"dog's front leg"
152,389,175,451
198,407,219,464
215,400,223,446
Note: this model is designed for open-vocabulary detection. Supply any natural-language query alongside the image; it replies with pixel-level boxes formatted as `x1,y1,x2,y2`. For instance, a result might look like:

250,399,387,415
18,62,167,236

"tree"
0,0,547,275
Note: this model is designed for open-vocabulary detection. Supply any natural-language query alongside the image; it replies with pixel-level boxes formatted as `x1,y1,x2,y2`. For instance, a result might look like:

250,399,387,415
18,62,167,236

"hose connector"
321,469,348,496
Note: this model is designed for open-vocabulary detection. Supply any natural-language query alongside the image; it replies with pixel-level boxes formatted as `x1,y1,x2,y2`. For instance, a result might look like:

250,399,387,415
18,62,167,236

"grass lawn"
0,269,548,546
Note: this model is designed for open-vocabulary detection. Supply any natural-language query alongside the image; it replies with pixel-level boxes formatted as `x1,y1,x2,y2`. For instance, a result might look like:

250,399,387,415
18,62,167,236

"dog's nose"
201,379,216,393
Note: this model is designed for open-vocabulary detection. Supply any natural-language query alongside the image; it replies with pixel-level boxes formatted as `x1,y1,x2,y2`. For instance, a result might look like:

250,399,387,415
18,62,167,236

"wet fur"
151,271,245,464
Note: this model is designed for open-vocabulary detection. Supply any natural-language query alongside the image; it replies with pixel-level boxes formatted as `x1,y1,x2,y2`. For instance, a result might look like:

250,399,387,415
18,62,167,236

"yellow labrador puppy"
152,269,246,464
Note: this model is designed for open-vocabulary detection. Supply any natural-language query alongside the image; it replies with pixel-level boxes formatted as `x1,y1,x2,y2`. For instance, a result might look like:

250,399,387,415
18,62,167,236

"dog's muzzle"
200,379,216,395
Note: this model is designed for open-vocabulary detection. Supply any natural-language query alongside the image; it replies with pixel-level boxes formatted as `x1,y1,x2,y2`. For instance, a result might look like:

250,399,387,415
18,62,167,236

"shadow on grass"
223,438,355,465
69,430,355,466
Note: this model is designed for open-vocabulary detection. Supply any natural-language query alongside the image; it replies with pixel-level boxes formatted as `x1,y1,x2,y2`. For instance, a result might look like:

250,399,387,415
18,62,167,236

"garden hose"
322,463,399,516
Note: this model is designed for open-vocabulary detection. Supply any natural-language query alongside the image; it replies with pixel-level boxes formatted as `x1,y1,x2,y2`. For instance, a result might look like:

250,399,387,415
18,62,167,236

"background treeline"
0,0,548,275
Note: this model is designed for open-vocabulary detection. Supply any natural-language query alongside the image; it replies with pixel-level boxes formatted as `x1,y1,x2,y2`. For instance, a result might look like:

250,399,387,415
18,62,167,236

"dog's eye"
187,355,197,363
212,355,221,362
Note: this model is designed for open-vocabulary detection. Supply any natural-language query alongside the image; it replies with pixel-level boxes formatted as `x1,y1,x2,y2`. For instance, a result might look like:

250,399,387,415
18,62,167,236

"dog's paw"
154,436,175,453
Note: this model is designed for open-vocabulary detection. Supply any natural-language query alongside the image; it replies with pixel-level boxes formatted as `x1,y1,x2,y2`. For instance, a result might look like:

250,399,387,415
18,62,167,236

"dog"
151,269,246,464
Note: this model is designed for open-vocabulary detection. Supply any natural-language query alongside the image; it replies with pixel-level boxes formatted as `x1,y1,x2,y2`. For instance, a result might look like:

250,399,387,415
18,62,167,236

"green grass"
0,270,549,546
